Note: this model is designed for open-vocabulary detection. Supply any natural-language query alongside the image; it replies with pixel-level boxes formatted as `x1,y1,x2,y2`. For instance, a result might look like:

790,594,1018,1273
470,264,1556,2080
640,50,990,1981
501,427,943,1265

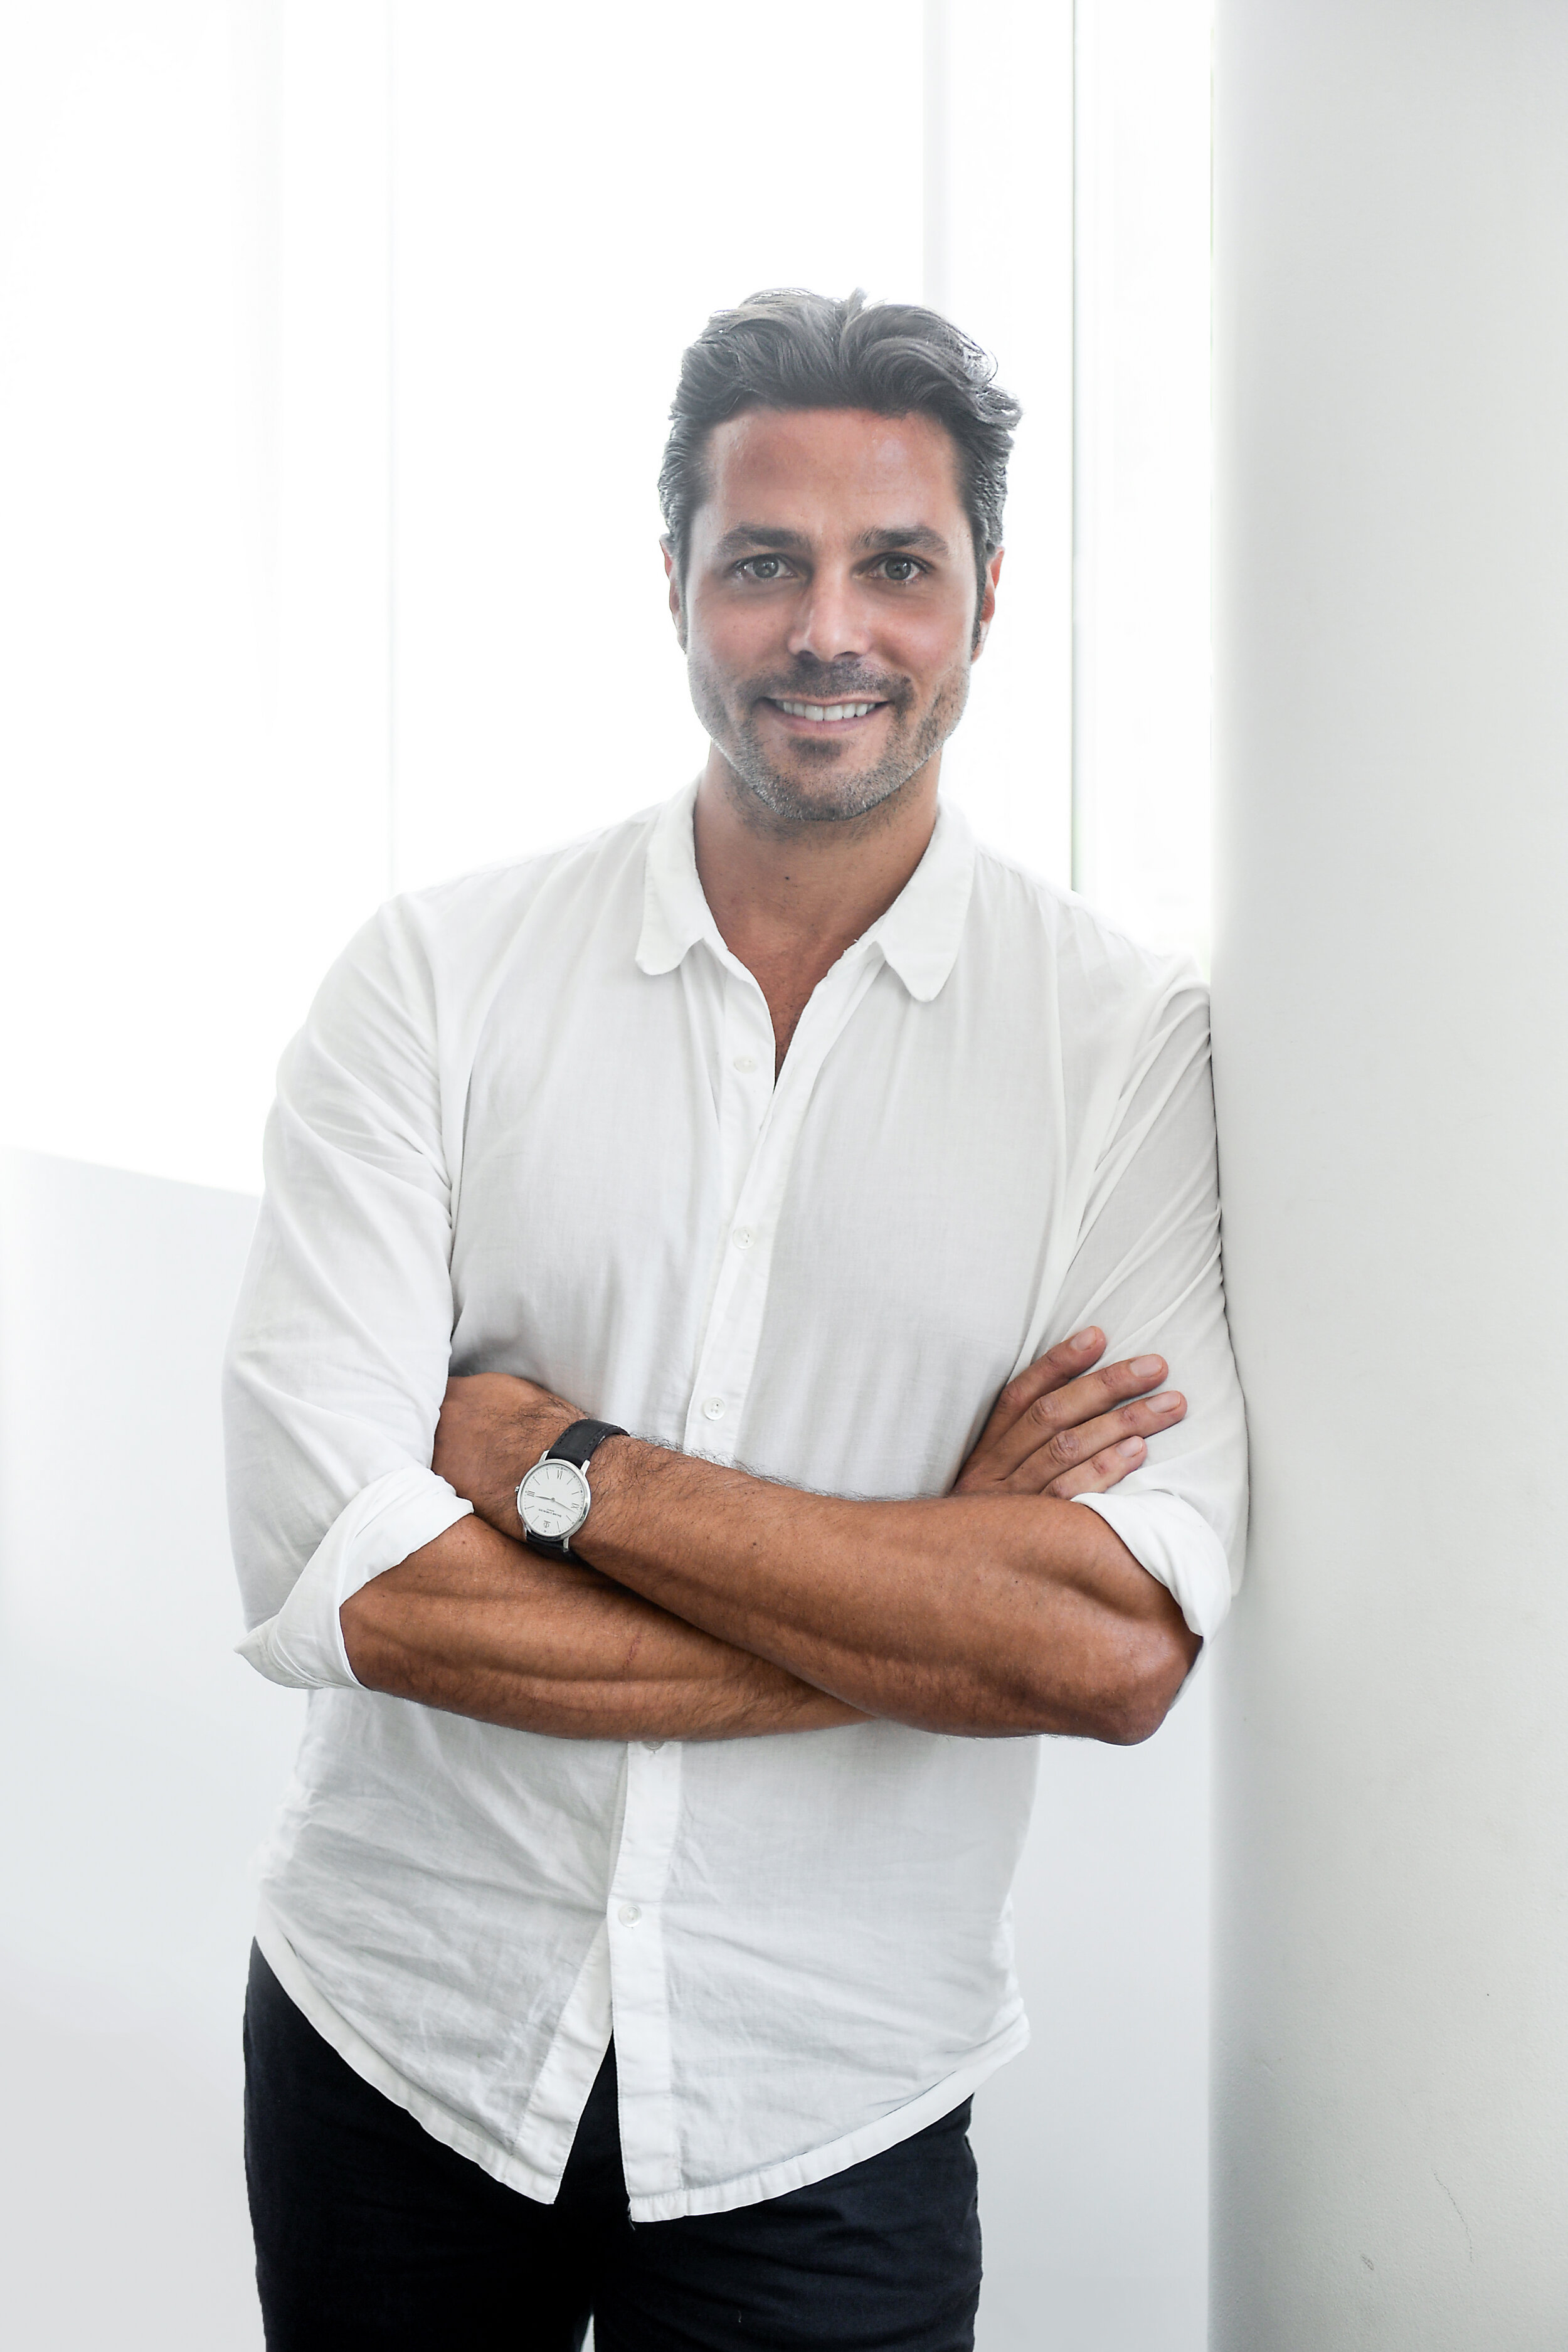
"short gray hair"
659,287,1022,602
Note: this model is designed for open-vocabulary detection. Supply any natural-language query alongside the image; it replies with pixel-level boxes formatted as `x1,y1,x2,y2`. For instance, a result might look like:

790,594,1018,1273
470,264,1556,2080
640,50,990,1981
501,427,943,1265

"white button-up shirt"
225,785,1247,2222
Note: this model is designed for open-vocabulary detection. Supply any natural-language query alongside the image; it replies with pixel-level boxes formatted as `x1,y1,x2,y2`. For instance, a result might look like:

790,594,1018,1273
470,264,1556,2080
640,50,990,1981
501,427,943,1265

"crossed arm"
340,1331,1202,1749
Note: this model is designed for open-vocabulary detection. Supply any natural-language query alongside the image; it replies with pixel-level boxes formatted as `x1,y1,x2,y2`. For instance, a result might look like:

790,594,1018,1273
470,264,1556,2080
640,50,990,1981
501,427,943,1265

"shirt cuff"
236,1466,474,1690
1072,1488,1234,1639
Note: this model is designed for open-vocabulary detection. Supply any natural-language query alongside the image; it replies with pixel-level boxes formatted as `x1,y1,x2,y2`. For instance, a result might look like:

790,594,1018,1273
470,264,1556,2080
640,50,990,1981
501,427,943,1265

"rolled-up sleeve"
224,902,473,1688
1054,967,1249,1639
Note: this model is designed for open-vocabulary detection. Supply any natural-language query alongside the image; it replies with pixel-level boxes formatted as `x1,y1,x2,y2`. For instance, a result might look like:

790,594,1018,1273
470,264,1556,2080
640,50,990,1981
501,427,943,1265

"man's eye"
739,556,792,581
877,556,923,583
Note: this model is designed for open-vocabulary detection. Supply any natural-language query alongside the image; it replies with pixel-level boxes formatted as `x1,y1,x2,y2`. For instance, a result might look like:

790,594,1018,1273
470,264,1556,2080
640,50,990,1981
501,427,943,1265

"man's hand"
432,1328,1184,1538
953,1327,1186,1500
427,1342,1198,1745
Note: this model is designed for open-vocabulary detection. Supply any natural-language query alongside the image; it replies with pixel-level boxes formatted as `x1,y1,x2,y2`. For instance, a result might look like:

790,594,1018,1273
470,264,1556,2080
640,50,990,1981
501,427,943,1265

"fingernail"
1116,1436,1144,1458
1130,1355,1163,1378
1151,1392,1184,1414
1071,1327,1099,1351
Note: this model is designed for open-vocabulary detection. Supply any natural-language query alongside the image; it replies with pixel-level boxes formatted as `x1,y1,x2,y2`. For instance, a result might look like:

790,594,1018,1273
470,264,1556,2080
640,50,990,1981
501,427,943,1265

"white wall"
973,1686,1210,2350
0,1152,287,2349
1211,1,1568,2339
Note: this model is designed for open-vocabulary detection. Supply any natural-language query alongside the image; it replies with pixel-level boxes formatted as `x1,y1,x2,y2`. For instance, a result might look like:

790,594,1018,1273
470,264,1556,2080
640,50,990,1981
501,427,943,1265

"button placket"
681,973,776,1454
608,1739,684,2195
683,948,886,1459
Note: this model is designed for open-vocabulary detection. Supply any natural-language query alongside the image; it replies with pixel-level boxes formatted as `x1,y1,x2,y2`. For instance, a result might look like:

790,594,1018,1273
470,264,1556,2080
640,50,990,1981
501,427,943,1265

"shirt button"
642,1739,665,1754
732,1226,753,1250
733,1054,757,1074
618,1903,642,1926
702,1397,726,1421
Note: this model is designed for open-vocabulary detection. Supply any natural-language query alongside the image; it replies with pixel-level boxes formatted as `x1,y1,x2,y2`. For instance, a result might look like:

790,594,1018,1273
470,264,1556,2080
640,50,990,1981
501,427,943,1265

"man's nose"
787,570,873,665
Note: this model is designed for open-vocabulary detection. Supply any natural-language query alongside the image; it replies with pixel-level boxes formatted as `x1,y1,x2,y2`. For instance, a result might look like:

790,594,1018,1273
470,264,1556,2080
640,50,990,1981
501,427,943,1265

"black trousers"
243,1946,983,2351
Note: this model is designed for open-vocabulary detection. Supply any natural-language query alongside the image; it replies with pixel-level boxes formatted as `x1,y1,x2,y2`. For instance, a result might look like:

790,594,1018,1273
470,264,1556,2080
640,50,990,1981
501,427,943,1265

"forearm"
576,1442,1196,1740
339,1512,862,1741
437,1387,1195,1740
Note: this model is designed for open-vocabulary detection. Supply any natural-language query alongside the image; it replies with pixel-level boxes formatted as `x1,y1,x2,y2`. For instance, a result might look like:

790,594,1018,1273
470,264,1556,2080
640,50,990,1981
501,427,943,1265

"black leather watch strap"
521,1417,627,1557
547,1417,627,1470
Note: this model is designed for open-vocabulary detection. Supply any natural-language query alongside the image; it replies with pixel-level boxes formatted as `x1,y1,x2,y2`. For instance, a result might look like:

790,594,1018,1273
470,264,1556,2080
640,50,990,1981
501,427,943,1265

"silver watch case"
516,1449,593,1549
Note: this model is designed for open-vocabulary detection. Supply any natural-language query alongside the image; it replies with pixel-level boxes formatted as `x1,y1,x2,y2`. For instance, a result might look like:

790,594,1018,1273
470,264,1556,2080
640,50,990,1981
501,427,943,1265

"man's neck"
692,750,942,1073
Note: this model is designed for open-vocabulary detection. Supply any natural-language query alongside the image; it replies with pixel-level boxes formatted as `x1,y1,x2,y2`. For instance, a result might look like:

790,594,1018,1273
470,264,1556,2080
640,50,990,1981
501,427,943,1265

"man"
227,287,1246,2351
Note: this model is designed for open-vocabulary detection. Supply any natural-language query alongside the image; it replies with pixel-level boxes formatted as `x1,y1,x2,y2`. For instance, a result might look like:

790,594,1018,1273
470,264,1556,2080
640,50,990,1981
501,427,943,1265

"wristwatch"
515,1417,627,1557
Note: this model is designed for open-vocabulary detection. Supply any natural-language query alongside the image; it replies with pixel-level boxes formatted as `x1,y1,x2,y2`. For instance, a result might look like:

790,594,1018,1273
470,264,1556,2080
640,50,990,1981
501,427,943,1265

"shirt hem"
624,2013,1031,2222
255,1900,1028,2221
253,1903,566,2206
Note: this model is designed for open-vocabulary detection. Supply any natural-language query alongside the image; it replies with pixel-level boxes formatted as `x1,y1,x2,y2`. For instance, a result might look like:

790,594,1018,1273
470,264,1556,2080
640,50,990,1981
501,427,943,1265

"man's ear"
662,537,687,652
971,546,1005,662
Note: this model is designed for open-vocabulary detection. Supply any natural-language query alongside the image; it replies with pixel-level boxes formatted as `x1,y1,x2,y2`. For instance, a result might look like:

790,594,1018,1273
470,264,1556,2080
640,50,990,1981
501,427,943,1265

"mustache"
748,667,911,709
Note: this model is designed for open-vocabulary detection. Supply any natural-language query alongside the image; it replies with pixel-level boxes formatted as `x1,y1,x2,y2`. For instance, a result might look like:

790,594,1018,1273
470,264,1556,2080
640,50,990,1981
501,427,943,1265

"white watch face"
517,1456,591,1542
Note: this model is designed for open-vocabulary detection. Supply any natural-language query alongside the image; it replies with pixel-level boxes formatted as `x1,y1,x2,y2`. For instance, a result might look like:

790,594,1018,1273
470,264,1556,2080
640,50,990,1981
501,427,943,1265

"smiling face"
670,406,1000,828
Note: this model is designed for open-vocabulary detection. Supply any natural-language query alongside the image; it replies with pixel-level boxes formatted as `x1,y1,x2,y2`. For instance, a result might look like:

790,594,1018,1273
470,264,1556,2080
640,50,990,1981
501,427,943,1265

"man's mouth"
765,697,887,726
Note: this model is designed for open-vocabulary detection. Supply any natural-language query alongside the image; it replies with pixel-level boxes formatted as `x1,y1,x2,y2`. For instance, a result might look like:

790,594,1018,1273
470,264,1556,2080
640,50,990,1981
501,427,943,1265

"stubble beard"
689,658,971,829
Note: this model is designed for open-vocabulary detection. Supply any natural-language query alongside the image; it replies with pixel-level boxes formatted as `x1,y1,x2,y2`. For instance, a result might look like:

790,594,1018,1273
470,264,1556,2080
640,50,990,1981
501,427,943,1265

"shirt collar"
861,795,976,1002
635,783,721,976
636,783,976,1005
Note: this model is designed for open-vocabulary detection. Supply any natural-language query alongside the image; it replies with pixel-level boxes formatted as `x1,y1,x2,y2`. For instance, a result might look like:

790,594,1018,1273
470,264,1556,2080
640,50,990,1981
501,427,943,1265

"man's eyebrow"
854,524,952,558
709,522,954,563
711,524,814,560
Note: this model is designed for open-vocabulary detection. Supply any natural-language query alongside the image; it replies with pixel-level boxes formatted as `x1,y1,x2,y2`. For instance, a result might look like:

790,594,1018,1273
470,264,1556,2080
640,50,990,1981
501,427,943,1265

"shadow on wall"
0,1151,295,2351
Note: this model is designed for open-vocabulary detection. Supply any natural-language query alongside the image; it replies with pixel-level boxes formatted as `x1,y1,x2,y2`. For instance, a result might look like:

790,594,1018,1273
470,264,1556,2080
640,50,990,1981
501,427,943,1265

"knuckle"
1051,1426,1081,1465
1026,1394,1061,1431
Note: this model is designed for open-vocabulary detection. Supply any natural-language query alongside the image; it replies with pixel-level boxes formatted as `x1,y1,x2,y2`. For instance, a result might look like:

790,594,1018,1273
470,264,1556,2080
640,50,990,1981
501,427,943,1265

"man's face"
669,406,1000,827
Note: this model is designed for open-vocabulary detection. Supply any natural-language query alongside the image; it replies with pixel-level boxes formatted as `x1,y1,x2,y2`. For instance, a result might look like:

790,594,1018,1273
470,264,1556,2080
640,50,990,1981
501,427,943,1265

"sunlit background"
0,0,1208,1196
0,4,1212,2345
